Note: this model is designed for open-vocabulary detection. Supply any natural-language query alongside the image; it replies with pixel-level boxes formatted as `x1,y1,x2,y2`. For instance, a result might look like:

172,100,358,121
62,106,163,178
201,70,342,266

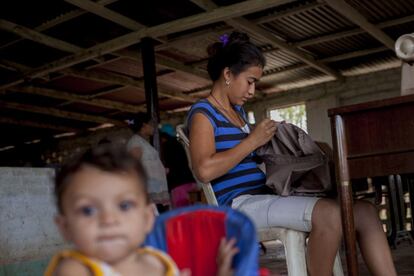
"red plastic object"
259,268,271,276
165,210,226,276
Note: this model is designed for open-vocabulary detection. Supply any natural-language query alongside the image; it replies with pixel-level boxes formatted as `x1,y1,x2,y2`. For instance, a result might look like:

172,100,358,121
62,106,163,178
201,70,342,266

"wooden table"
328,94,414,275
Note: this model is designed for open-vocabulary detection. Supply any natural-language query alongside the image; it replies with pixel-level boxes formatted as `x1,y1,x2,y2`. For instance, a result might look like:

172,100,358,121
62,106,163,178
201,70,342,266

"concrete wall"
0,168,67,275
245,68,402,146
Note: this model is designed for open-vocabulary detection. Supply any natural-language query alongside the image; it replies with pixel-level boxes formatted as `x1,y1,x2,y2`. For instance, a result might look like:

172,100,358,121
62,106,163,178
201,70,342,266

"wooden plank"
0,117,78,132
7,0,294,86
0,0,119,51
0,19,81,53
64,68,197,103
188,14,414,66
190,0,342,80
0,100,125,126
325,0,395,49
65,0,145,30
0,19,105,63
156,1,321,51
230,17,342,79
8,86,144,113
60,1,211,84
116,48,210,80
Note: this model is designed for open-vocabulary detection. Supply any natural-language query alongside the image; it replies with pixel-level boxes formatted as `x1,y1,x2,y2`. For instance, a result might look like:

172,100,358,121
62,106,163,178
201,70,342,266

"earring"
225,80,230,86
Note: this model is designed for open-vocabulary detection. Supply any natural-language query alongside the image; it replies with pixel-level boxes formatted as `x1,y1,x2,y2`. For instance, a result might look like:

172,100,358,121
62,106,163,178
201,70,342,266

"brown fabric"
256,122,332,196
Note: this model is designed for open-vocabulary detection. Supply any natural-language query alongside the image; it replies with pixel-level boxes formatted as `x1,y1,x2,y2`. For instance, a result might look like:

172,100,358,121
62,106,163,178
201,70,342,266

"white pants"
232,194,320,232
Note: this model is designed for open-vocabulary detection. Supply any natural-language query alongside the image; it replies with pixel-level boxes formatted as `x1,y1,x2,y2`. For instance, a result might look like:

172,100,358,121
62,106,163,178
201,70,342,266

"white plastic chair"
176,124,344,276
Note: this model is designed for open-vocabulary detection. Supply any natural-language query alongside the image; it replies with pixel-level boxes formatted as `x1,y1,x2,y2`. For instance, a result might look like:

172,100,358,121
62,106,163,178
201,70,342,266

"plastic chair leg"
333,251,344,276
280,228,344,276
282,229,308,276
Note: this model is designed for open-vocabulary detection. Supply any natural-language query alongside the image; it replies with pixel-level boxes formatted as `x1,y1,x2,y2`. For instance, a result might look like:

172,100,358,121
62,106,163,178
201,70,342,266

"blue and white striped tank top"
187,99,270,205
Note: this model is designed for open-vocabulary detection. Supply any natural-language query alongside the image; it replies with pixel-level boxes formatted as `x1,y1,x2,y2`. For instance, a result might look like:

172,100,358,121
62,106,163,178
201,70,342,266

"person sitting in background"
159,124,197,208
126,112,170,210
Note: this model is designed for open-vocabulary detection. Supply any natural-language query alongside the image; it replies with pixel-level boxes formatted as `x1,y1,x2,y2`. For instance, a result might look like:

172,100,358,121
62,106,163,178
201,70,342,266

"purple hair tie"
219,34,229,47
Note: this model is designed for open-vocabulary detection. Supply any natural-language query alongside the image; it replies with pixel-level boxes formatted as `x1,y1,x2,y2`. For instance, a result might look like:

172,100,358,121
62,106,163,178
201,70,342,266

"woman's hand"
217,238,239,276
247,119,278,148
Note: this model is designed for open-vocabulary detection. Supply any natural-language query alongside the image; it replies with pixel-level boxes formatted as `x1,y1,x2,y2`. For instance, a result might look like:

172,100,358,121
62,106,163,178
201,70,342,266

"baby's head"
54,144,154,264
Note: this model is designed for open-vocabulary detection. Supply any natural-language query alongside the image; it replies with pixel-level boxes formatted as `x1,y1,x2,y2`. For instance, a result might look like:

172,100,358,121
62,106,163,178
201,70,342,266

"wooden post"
141,37,160,152
332,114,359,275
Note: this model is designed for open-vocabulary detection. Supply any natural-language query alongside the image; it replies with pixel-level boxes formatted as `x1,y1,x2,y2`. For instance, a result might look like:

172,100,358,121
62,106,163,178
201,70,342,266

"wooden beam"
0,117,78,132
87,85,126,98
320,46,388,63
260,46,391,81
57,85,126,107
0,19,82,53
4,0,295,87
154,55,210,80
188,14,414,67
64,0,145,30
0,19,107,67
116,48,210,80
64,68,197,103
190,0,342,80
0,19,205,99
0,100,125,126
62,0,221,83
255,2,324,25
0,59,32,73
60,1,211,85
0,0,119,51
325,0,395,49
8,86,144,113
295,14,414,48
232,17,341,79
155,1,321,52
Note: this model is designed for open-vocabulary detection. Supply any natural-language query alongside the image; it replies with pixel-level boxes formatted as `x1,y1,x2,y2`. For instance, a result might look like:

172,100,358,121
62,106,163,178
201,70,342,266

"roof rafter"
188,14,414,68
155,1,322,51
64,0,211,81
324,0,395,50
0,21,195,102
190,0,342,80
64,68,197,103
0,19,82,53
261,46,391,82
115,49,210,80
0,117,78,133
7,85,144,113
0,0,119,51
0,0,295,91
0,100,125,126
64,0,145,30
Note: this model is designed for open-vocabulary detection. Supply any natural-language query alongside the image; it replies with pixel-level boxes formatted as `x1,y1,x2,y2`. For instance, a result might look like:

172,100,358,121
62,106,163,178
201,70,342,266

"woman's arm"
189,112,276,183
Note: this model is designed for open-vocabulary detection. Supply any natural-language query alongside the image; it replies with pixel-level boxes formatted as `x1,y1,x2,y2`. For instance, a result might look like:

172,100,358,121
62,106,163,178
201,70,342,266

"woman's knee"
312,199,342,234
354,200,380,230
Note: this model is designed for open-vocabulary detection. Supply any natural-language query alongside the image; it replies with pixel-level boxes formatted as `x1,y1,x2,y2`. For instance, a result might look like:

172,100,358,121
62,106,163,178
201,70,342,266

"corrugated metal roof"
0,0,413,149
346,0,414,23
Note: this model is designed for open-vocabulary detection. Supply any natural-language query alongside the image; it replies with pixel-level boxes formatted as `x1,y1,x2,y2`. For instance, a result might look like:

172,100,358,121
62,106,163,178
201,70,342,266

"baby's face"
56,165,154,264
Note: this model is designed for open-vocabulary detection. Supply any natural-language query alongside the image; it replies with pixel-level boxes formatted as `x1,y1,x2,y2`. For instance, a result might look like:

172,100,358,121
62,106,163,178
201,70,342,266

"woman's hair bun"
207,41,222,57
228,32,250,44
207,32,250,57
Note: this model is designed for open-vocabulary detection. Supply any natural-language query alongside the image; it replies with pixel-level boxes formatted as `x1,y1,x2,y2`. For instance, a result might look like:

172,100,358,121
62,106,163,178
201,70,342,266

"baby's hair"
207,31,266,81
54,144,149,214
